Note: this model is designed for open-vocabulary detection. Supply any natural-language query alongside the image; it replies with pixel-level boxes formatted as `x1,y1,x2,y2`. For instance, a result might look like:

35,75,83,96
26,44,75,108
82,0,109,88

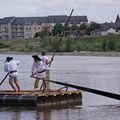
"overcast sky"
0,0,120,23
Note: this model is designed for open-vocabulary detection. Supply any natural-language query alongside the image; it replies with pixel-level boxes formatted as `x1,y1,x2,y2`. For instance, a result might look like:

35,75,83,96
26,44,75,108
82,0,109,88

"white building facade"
0,15,88,39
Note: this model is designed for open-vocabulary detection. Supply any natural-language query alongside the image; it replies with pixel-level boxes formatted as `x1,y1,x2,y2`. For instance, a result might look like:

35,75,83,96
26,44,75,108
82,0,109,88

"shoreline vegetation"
1,51,120,57
1,34,120,57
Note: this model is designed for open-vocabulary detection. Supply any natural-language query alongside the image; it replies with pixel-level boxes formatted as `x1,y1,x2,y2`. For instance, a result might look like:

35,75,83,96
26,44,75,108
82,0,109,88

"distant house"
107,28,116,34
91,15,120,37
91,29,107,36
0,15,88,39
91,23,119,37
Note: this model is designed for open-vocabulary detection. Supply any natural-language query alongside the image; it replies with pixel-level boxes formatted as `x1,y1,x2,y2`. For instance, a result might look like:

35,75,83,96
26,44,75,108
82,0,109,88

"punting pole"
49,79,120,100
49,9,74,67
0,72,9,85
32,77,120,100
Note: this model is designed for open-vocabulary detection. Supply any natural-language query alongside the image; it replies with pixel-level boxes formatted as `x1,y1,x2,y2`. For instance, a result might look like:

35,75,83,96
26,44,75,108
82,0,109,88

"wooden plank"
0,90,82,97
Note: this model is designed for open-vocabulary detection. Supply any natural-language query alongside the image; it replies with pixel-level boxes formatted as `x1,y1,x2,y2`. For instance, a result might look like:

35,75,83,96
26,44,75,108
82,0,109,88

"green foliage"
48,37,64,52
34,28,51,38
107,39,116,51
70,24,78,30
36,34,120,52
115,42,120,51
40,36,49,48
1,34,120,52
34,46,41,52
34,32,41,38
102,39,107,51
64,38,74,52
52,23,63,35
0,42,9,48
79,23,87,30
88,22,101,31
87,24,100,35
40,28,51,38
24,44,34,52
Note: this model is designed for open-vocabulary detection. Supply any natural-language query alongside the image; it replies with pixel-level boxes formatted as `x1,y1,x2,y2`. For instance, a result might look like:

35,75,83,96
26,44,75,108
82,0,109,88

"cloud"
0,0,120,22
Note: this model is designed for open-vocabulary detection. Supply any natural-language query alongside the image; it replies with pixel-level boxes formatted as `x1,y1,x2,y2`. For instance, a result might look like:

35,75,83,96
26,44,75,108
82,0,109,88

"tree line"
34,22,101,38
33,34,120,52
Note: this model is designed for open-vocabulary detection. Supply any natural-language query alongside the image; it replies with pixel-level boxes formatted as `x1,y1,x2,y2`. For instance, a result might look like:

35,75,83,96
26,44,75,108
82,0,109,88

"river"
0,54,120,120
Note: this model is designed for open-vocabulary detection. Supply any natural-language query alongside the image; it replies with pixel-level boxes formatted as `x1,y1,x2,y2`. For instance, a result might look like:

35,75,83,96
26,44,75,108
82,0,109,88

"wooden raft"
0,90,82,107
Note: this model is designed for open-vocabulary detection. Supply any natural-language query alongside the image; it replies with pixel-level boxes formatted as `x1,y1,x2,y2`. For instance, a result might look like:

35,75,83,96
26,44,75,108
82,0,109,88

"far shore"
1,51,120,57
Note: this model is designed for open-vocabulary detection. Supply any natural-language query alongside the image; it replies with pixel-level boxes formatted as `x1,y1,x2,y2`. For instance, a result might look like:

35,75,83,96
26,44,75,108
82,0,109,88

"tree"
86,22,101,35
34,28,51,38
88,22,101,31
70,24,78,30
79,23,87,30
52,23,63,35
34,32,41,38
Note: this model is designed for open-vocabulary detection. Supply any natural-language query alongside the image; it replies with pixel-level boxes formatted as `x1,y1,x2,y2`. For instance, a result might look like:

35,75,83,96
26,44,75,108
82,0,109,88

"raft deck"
0,90,82,107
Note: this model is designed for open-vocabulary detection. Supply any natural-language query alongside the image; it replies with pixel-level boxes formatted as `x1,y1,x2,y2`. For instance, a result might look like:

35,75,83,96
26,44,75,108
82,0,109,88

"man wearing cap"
4,57,20,93
31,55,46,92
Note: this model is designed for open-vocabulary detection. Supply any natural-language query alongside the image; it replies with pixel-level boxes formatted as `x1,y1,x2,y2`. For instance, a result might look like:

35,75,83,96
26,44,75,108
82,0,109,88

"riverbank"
54,51,120,57
1,51,120,57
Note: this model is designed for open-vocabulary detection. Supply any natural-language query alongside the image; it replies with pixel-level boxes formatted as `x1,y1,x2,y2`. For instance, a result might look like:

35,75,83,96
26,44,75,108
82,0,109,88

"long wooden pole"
31,77,120,100
0,72,9,85
49,9,74,67
48,79,120,100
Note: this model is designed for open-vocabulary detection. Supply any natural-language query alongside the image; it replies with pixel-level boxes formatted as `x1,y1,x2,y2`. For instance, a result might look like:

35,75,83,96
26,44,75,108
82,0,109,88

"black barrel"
0,94,37,106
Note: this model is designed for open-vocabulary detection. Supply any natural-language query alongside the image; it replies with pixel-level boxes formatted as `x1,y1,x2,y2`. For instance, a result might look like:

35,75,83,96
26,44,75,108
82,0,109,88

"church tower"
115,14,120,23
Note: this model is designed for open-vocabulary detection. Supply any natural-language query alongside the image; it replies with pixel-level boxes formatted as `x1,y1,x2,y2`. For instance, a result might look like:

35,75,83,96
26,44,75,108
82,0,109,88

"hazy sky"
0,0,120,23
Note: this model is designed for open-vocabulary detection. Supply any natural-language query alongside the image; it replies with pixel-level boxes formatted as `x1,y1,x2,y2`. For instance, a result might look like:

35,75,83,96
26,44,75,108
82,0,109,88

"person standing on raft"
4,57,20,93
31,55,46,92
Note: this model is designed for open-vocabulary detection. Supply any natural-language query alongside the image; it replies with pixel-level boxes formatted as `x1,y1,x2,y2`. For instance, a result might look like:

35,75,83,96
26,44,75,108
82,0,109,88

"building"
91,22,120,36
0,15,88,39
91,14,120,37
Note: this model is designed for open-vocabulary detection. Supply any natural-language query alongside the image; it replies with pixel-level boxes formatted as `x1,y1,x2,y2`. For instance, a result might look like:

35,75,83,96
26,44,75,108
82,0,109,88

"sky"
0,0,120,23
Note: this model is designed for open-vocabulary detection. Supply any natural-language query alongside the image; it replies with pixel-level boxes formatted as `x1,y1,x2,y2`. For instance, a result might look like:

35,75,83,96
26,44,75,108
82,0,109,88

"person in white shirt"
40,51,53,90
31,55,46,92
4,57,20,92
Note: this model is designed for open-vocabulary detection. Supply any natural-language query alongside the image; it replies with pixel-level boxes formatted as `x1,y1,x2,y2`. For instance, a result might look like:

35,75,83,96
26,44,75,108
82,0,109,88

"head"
32,55,41,62
5,57,13,62
41,51,46,56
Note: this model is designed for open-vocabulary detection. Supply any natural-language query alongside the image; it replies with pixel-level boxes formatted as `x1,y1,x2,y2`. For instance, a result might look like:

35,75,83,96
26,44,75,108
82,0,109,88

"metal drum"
0,94,37,106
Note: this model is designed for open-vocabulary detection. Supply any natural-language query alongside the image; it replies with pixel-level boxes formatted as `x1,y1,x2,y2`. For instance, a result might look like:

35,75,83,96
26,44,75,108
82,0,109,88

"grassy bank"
0,34,120,53
0,38,40,52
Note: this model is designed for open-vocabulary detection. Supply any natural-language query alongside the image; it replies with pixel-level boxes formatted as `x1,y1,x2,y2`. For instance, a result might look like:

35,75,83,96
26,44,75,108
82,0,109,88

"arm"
46,56,53,65
16,60,20,66
4,64,9,72
31,63,36,77
48,54,54,67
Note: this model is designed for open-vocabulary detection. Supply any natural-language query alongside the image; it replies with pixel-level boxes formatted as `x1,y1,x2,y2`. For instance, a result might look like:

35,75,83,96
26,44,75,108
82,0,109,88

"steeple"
115,14,120,23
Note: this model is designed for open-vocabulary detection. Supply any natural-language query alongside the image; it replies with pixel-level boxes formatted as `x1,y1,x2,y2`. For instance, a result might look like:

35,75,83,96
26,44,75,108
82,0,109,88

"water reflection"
0,106,79,120
12,109,21,120
35,108,51,120
0,102,120,120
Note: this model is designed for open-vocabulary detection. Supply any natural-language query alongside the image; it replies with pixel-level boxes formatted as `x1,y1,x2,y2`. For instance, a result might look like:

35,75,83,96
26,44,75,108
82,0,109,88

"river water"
0,54,120,120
